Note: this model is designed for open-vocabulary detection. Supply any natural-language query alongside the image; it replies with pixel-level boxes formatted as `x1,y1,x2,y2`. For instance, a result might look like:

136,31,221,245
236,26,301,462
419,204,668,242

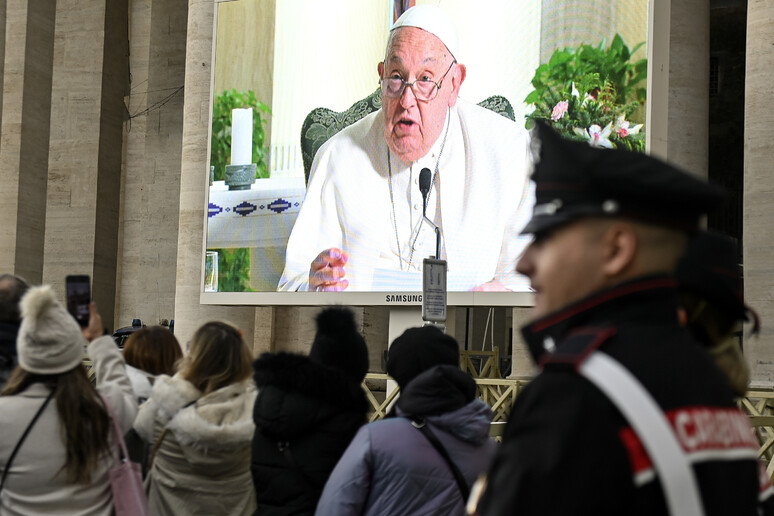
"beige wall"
539,0,648,62
214,0,275,145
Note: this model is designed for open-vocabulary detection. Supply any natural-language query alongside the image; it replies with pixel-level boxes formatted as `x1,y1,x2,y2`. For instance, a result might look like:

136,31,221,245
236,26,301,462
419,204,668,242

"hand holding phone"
65,275,91,327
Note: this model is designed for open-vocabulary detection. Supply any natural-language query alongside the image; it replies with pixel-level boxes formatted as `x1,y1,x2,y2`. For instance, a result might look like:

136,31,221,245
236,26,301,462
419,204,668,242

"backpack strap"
410,417,470,501
1,389,55,492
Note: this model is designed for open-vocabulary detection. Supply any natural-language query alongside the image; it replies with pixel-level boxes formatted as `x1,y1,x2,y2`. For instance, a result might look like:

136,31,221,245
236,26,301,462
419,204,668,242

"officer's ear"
599,222,638,278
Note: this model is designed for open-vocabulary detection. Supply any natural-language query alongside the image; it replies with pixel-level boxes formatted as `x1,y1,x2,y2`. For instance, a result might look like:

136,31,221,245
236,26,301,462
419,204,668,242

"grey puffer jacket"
315,365,496,516
134,373,258,516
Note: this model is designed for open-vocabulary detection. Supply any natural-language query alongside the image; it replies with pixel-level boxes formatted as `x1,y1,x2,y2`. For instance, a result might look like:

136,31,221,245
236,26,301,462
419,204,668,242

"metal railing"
362,372,774,480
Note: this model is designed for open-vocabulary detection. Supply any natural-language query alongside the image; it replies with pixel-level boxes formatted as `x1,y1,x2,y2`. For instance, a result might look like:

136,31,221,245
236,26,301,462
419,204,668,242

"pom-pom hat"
391,4,459,60
309,306,369,381
17,285,85,375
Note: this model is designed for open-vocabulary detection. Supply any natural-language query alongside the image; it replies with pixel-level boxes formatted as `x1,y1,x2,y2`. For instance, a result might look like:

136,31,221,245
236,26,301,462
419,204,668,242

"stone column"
647,0,710,177
115,0,187,330
743,0,774,384
0,0,56,282
42,0,128,329
173,0,256,347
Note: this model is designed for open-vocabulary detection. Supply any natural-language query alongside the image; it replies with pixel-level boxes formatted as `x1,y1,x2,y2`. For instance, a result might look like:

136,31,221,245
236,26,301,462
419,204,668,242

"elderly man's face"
516,220,608,320
378,27,464,163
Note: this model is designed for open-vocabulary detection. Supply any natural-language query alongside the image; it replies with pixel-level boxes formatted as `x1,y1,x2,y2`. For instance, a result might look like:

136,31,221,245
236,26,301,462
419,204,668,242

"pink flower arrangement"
551,100,569,121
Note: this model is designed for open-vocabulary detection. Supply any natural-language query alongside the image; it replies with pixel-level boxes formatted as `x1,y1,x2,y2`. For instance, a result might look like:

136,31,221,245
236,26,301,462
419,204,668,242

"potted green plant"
209,89,271,293
210,89,271,181
525,34,647,152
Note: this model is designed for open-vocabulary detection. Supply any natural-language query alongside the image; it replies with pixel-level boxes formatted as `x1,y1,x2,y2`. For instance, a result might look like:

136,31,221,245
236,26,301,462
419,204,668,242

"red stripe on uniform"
619,406,759,478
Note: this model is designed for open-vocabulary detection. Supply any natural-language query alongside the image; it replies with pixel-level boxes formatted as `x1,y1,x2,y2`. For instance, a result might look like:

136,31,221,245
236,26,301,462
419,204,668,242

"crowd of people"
1,4,771,515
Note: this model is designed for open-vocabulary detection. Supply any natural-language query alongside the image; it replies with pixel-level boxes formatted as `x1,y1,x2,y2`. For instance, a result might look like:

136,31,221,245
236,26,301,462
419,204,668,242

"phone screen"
66,275,91,327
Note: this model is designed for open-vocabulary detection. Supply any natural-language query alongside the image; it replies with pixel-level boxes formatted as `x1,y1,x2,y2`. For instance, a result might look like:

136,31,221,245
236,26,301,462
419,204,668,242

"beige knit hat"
17,285,85,375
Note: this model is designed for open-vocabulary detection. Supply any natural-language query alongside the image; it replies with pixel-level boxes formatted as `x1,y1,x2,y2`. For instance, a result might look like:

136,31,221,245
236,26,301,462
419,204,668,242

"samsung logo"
385,294,423,303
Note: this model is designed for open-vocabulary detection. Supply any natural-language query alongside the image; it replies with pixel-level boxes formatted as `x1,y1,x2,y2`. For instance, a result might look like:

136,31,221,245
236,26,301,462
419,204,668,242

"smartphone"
65,275,91,327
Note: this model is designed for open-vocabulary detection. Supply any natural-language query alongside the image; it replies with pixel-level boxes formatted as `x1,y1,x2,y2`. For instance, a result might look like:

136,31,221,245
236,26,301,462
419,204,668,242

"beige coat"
134,373,257,515
0,335,138,515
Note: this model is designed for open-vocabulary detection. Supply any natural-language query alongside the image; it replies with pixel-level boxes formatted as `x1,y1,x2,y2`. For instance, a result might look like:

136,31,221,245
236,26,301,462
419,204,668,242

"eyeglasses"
380,60,457,102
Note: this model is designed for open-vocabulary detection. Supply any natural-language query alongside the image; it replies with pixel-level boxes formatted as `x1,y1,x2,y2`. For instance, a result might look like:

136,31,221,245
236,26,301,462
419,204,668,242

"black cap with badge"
521,121,726,235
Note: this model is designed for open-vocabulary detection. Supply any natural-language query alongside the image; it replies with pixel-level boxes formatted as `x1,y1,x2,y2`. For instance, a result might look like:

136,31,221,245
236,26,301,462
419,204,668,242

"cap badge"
602,199,619,214
534,199,563,216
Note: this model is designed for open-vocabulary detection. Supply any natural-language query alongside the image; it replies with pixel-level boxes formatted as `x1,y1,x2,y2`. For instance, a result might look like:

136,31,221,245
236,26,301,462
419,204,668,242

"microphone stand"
419,168,446,330
419,168,441,260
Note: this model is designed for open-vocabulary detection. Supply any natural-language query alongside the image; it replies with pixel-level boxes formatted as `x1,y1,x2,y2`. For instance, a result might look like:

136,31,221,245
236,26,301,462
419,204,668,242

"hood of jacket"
395,364,492,444
150,372,257,451
252,352,368,441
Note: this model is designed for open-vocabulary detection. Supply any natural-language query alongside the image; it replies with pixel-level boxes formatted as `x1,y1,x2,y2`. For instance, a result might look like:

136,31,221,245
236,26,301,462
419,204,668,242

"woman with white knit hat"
0,285,137,514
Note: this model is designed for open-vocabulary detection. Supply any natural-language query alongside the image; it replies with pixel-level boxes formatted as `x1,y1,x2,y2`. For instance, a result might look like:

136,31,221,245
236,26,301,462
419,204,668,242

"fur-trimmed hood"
252,352,369,441
135,373,257,451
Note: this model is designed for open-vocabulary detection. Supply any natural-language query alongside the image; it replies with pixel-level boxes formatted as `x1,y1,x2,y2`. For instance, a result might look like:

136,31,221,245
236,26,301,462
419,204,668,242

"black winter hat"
309,306,369,381
387,325,460,390
676,231,760,333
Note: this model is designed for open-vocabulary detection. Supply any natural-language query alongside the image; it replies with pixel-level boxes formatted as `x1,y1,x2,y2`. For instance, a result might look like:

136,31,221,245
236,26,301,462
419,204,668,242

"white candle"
230,108,253,165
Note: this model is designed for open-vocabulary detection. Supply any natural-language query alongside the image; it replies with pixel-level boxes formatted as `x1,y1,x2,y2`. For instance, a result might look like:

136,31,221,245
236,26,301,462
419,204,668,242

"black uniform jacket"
477,276,773,516
250,352,369,516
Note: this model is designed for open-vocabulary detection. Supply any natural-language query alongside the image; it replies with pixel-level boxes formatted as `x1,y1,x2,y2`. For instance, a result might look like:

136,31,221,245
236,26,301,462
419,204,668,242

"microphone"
418,167,441,259
419,168,432,209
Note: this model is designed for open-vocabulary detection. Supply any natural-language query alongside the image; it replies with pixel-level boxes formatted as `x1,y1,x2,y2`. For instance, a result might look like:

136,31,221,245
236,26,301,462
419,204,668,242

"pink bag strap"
99,393,130,462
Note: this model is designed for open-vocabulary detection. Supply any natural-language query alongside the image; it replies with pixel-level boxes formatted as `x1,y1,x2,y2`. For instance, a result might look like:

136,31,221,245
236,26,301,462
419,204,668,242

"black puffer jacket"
251,352,369,516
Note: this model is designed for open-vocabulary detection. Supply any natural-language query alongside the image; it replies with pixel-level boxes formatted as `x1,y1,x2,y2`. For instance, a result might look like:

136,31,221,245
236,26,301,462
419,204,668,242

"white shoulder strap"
579,351,704,516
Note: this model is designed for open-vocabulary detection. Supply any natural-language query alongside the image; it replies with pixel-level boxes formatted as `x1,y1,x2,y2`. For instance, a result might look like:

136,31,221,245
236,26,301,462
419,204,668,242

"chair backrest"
299,89,516,184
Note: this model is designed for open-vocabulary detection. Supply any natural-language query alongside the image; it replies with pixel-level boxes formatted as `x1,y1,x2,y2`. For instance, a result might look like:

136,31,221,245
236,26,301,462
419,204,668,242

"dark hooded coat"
251,352,369,516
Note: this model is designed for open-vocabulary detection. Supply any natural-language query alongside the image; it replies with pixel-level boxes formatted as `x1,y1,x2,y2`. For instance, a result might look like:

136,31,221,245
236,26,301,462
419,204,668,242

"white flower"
613,115,642,138
574,123,614,148
571,82,580,97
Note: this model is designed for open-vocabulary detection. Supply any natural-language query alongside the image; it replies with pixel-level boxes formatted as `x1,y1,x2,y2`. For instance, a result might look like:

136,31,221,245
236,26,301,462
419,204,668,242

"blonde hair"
179,321,252,395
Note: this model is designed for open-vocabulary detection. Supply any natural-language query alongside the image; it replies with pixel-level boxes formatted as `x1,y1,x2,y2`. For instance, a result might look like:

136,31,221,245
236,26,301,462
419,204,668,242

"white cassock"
278,98,534,292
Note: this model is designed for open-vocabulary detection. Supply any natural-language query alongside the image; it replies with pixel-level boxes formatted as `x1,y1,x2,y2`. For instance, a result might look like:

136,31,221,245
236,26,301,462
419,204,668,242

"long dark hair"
1,365,111,484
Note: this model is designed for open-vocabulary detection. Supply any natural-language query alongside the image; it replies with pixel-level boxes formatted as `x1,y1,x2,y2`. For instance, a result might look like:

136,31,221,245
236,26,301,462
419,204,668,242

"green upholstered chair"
300,89,516,183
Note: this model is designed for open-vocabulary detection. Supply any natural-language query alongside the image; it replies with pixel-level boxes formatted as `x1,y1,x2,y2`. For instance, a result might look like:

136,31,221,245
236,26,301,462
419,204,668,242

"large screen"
201,0,649,306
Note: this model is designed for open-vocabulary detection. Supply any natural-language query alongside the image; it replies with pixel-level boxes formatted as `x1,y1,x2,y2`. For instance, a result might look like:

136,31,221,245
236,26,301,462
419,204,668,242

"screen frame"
200,0,655,308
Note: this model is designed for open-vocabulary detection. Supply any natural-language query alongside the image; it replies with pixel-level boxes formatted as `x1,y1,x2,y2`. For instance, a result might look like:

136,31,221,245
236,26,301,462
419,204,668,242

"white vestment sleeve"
493,128,535,291
277,147,344,292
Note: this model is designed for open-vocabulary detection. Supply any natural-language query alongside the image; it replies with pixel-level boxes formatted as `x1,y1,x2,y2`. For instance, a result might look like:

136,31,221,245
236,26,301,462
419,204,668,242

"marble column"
0,0,56,283
41,0,128,329
743,0,774,384
173,0,256,348
647,0,710,177
115,0,187,330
